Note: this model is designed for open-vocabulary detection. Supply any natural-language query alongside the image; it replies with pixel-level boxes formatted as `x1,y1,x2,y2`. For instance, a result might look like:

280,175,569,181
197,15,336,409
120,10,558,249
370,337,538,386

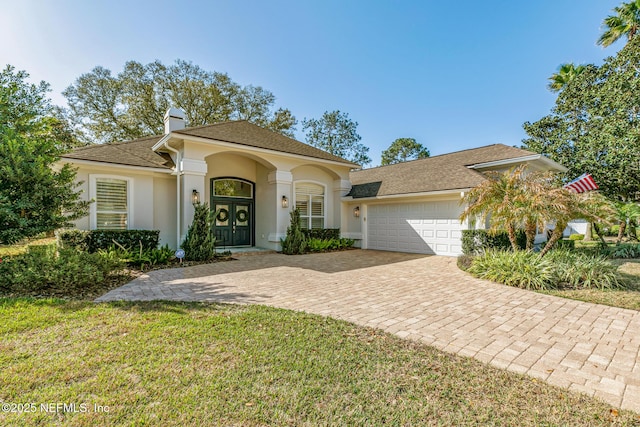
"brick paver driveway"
97,250,640,412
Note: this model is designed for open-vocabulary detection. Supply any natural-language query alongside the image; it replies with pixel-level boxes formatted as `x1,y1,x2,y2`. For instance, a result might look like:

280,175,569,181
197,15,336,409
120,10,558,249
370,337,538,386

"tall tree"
302,110,371,166
547,63,586,92
0,66,89,243
597,0,640,47
380,138,430,165
523,37,640,203
63,60,297,144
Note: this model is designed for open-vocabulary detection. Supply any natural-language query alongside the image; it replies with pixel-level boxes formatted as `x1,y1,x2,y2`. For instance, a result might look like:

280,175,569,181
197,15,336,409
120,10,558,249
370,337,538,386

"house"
60,108,566,256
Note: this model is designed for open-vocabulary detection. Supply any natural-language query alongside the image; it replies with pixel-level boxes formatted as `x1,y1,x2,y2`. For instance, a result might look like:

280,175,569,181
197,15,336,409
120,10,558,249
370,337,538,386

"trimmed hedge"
301,228,341,240
57,229,160,253
461,229,526,255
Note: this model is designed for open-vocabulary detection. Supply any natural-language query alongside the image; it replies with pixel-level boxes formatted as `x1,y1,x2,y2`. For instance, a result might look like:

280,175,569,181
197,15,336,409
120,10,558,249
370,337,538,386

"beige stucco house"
61,108,565,256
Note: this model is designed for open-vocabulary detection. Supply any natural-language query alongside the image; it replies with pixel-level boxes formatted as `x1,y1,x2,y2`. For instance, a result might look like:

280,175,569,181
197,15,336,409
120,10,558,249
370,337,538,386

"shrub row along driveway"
96,250,640,412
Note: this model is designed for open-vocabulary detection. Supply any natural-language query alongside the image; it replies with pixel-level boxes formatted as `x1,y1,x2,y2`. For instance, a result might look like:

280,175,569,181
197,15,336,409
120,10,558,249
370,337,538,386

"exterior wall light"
281,195,289,208
192,189,200,205
353,206,360,218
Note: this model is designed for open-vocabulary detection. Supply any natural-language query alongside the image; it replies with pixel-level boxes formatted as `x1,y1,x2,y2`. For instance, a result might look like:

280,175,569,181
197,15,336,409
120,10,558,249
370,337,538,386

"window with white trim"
295,182,325,229
95,178,129,230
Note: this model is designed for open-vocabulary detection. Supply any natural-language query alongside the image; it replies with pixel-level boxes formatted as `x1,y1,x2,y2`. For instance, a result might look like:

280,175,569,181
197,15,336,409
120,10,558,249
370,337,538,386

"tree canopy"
523,37,640,202
302,110,371,166
598,0,640,47
63,60,297,144
381,138,429,165
547,63,586,93
0,65,89,243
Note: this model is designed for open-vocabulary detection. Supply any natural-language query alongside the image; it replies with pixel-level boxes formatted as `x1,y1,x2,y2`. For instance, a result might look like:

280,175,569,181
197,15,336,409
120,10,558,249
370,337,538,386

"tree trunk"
616,221,627,245
592,222,607,245
524,220,537,250
507,223,519,251
540,221,567,257
583,222,593,241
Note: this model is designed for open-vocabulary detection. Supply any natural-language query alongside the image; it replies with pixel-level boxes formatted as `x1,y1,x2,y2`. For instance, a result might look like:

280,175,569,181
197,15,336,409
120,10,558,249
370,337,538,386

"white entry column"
180,158,207,243
267,170,293,249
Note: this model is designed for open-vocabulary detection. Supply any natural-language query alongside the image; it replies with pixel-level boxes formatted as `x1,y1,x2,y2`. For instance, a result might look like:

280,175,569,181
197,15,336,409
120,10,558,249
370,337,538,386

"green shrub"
568,234,584,241
301,228,341,240
307,238,333,252
88,230,159,253
467,249,622,291
544,250,621,290
57,230,90,251
281,209,307,255
461,229,526,255
0,247,124,297
608,243,640,259
182,203,217,261
57,229,160,253
553,239,576,250
103,243,175,270
306,237,355,253
468,250,555,290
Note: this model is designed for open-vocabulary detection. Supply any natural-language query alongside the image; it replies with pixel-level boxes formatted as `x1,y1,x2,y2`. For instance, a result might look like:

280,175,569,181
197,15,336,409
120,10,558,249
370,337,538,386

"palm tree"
539,191,615,256
461,166,615,255
597,0,640,47
460,167,525,251
548,63,586,92
460,166,560,251
614,202,640,244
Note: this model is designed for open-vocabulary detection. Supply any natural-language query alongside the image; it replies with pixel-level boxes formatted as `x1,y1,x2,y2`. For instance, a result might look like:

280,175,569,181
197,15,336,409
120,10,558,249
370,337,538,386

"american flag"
564,173,599,193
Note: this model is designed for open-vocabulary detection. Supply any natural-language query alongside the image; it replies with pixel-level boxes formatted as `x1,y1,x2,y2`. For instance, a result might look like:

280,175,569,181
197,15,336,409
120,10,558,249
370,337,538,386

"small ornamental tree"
181,202,216,261
281,208,307,255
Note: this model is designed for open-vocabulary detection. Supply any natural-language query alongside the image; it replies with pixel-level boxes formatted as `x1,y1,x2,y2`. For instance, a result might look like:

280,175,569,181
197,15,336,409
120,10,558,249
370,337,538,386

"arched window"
295,182,325,229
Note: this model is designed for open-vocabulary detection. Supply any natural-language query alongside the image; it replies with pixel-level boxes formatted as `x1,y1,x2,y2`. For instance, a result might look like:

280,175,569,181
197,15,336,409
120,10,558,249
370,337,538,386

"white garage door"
367,201,463,256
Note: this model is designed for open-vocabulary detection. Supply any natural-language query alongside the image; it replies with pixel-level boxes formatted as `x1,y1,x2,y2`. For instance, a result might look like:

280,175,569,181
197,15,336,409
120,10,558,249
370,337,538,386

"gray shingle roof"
175,121,357,166
62,135,172,169
348,144,544,198
62,121,358,168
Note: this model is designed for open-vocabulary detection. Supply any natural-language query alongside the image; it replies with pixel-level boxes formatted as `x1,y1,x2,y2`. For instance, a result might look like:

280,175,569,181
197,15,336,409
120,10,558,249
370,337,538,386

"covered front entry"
211,178,254,247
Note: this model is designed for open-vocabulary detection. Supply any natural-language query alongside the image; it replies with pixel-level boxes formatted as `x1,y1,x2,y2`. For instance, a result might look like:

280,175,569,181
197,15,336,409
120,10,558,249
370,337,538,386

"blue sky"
0,0,626,165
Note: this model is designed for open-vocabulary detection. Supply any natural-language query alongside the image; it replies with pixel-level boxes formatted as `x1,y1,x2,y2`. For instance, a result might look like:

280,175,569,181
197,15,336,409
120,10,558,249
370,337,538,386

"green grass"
0,237,56,257
1,300,638,426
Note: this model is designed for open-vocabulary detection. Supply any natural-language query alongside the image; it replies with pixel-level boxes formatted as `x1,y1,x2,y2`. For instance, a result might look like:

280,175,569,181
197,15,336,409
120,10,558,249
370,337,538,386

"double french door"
212,200,252,246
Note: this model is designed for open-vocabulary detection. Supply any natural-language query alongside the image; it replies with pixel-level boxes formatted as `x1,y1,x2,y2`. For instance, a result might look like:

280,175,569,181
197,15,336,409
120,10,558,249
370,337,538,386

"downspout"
162,138,182,248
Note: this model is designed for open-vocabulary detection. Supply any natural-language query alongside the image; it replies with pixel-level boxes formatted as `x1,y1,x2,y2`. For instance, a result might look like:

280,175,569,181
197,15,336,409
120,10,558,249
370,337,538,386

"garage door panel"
367,200,463,256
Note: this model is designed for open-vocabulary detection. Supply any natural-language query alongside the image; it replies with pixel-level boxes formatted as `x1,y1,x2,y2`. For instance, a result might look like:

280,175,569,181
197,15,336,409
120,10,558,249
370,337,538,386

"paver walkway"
96,250,640,412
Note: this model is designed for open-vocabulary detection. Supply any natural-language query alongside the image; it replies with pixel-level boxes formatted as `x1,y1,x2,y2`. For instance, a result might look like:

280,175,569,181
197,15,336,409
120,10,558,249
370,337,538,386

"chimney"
164,107,185,134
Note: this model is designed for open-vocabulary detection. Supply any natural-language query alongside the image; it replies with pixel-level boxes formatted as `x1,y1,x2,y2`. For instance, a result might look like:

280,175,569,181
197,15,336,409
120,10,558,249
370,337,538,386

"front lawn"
0,299,637,426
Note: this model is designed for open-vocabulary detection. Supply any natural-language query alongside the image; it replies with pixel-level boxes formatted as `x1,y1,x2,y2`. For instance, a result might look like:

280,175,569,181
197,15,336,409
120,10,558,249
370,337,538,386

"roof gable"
174,121,357,166
62,121,358,169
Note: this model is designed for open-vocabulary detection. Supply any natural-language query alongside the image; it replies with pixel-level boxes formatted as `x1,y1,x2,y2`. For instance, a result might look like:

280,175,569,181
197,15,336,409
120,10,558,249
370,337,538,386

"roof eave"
59,157,174,174
342,187,472,202
467,154,567,172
